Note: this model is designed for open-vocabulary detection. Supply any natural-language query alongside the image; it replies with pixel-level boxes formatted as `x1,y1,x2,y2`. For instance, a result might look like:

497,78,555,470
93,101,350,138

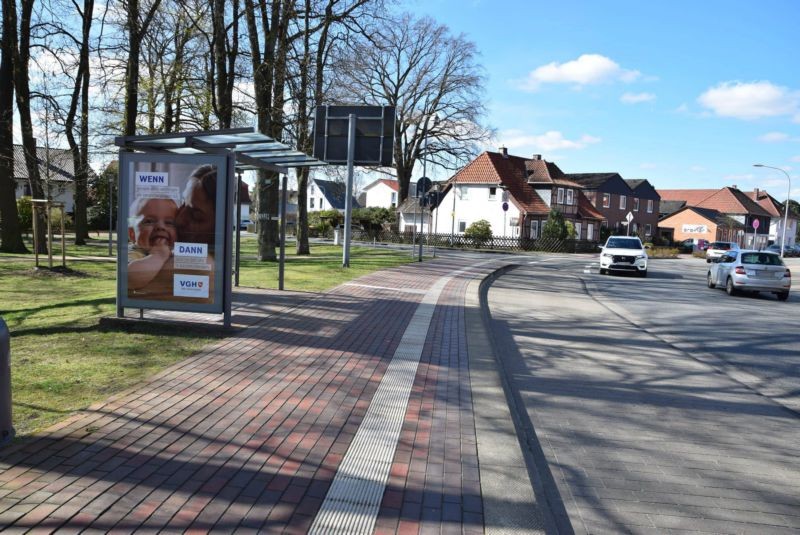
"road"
486,255,800,535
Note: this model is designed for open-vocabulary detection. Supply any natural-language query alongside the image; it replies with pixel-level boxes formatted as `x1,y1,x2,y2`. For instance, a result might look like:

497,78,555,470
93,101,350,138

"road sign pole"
342,114,356,268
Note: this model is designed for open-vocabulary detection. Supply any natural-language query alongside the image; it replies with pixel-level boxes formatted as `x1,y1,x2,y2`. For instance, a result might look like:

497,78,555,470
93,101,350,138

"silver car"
707,249,791,301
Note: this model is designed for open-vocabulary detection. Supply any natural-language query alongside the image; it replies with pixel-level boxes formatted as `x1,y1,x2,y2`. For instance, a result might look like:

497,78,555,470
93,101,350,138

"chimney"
532,154,542,160
754,187,760,198
499,146,508,159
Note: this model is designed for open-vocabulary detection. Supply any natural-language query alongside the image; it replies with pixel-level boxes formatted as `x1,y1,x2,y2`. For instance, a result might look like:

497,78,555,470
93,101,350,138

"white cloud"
500,129,601,152
621,92,656,104
698,81,799,120
675,103,689,113
518,54,640,91
791,155,800,162
758,132,790,143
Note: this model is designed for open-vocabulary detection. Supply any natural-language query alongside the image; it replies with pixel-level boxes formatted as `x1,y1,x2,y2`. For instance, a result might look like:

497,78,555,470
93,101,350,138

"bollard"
0,317,13,445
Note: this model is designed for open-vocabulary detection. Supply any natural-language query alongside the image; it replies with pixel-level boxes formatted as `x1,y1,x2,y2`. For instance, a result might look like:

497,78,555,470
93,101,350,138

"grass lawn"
0,235,412,436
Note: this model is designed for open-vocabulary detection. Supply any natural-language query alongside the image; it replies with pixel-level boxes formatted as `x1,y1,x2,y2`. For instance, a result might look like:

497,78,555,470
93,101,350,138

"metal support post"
0,317,14,446
279,173,288,290
342,114,357,268
235,172,242,287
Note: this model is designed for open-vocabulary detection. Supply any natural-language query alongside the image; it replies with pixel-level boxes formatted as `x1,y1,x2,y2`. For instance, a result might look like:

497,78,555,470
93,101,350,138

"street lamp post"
754,164,791,257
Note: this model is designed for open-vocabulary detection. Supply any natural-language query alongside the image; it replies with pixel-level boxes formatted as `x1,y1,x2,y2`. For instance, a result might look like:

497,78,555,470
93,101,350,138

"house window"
530,220,539,239
489,186,497,200
391,192,397,206
620,195,626,210
602,193,610,208
575,222,582,239
645,224,652,236
566,189,574,205
633,198,640,211
647,199,654,213
310,184,315,195
557,188,564,204
458,221,467,233
310,197,315,209
601,220,608,229
319,198,324,209
587,223,594,241
459,186,469,199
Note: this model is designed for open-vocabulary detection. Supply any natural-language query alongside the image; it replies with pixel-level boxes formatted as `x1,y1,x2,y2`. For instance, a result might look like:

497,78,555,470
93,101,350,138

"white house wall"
431,184,522,237
364,183,398,209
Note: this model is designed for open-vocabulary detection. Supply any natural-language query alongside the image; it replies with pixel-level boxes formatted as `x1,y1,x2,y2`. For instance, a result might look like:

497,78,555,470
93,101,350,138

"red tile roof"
577,192,603,220
449,152,550,214
364,178,399,191
657,187,771,217
745,190,782,217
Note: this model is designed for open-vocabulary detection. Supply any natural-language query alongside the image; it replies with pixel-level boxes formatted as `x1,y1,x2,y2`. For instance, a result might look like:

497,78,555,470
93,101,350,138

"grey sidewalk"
0,255,546,534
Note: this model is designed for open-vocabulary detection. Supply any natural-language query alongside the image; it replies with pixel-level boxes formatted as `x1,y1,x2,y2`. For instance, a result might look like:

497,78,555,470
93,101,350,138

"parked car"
599,236,648,277
766,243,799,257
239,219,252,230
705,241,739,263
678,238,709,253
707,249,791,300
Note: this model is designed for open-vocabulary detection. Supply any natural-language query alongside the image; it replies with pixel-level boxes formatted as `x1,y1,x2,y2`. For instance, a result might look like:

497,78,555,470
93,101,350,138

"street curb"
465,265,559,534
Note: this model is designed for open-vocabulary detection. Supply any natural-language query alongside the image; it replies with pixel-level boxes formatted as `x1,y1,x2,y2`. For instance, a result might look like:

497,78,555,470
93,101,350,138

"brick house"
568,172,659,239
658,206,744,244
624,179,661,240
658,187,773,248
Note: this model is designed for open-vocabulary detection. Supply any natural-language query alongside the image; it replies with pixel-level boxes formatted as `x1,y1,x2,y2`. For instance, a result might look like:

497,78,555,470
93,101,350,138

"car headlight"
636,255,647,260
602,253,613,258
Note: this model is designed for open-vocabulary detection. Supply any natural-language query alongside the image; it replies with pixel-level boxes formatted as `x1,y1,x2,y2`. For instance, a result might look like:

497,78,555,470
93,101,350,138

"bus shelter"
114,127,326,328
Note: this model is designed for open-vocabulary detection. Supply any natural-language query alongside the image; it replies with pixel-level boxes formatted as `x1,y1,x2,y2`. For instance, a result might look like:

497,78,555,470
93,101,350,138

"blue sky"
409,0,800,197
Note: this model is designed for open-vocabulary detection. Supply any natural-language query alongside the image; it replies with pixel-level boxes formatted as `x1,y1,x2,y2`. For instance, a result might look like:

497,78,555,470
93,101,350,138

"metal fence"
318,228,601,253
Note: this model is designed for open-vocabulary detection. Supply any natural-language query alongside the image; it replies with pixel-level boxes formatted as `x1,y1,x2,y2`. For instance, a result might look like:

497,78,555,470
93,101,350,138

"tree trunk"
13,0,47,254
0,0,27,252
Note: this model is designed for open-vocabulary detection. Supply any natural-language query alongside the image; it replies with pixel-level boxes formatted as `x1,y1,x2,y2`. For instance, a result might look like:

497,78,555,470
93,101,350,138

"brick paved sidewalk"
0,255,530,534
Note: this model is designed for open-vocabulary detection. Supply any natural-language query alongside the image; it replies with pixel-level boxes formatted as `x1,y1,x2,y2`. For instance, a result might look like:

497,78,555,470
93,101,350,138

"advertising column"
118,153,230,314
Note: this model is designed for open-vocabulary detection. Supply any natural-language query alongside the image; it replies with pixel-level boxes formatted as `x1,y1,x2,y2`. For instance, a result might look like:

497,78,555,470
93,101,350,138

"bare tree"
13,0,49,253
288,0,376,255
336,13,492,202
0,0,27,252
123,0,163,136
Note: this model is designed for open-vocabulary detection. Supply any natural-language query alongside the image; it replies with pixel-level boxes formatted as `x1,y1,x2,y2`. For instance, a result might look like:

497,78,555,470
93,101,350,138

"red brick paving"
0,256,504,533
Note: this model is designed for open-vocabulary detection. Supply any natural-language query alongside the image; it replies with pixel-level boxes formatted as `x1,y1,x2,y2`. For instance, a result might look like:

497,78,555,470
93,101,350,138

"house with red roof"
361,178,400,209
423,149,603,240
657,187,774,247
746,188,797,247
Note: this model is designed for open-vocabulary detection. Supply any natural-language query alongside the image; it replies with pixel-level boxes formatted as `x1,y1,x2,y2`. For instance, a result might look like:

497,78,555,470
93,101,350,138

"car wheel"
725,277,738,296
706,258,711,263
599,268,607,275
706,272,715,288
777,292,789,301
639,269,647,278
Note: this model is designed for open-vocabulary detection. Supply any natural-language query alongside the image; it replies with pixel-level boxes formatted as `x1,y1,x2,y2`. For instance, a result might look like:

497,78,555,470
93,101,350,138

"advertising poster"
119,154,229,313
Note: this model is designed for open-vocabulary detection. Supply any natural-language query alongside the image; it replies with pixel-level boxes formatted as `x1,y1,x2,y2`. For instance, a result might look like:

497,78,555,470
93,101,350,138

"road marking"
342,283,428,295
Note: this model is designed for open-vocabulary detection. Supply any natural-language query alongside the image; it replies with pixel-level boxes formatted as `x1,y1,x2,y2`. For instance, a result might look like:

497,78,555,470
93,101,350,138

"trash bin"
0,317,13,445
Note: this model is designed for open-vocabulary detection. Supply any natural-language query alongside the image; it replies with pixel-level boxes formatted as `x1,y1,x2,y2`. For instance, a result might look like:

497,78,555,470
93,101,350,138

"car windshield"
606,238,642,249
741,253,784,266
711,243,730,250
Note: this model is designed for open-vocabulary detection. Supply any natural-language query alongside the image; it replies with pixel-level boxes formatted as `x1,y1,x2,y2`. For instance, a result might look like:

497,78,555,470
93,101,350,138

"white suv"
599,236,648,277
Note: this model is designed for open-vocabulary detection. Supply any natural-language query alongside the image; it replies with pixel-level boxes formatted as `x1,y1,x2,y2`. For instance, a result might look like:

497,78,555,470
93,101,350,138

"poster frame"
116,152,234,316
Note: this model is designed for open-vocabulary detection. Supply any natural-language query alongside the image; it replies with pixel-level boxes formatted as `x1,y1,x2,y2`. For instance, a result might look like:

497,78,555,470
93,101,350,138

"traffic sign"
752,219,760,230
502,202,509,212
626,211,634,223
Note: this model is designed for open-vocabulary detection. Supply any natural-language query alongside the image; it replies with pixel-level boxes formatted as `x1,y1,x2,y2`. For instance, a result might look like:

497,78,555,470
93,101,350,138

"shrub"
541,209,568,240
464,219,492,247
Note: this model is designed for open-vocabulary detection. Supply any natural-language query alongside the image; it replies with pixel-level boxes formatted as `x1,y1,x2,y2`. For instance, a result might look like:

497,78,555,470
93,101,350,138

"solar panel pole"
342,114,356,267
